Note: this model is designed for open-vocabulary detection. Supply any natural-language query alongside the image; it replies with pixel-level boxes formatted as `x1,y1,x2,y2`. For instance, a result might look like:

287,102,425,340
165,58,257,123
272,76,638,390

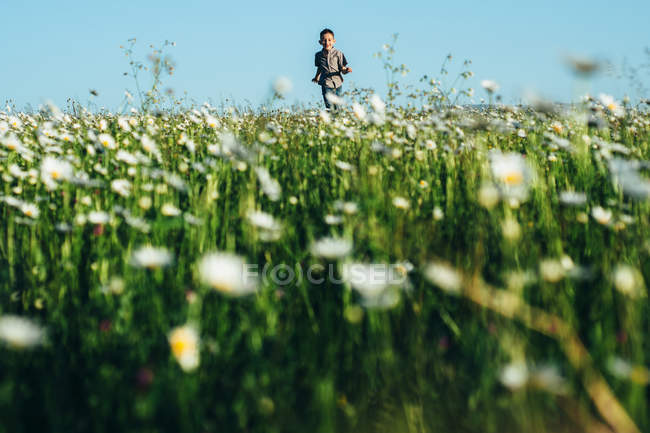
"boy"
312,28,352,110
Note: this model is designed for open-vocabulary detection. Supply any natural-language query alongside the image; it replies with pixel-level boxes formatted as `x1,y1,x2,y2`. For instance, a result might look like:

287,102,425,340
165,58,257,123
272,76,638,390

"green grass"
0,99,649,433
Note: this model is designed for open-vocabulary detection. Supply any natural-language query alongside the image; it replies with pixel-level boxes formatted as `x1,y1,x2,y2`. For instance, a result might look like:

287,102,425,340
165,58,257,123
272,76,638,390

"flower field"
1,94,650,432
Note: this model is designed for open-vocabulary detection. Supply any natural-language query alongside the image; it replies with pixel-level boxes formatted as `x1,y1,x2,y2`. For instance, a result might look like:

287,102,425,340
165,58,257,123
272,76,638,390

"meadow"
1,82,649,433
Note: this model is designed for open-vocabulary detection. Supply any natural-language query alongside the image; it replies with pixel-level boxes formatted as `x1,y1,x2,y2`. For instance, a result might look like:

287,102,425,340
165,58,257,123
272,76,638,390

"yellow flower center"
503,172,523,185
171,337,188,357
213,282,233,293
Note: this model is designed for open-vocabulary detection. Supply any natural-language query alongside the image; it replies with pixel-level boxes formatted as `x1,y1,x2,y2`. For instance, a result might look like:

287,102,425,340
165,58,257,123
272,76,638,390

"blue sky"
2,0,649,111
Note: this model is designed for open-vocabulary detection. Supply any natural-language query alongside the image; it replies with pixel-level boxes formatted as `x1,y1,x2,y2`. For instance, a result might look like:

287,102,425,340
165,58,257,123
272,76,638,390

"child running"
312,28,351,110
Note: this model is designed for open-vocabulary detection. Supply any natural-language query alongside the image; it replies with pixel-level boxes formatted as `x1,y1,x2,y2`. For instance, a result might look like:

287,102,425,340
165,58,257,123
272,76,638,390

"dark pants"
321,86,342,110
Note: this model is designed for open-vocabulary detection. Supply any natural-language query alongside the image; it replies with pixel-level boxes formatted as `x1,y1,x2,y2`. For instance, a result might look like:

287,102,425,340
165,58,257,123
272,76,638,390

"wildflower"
324,214,343,225
392,196,410,210
310,237,353,259
424,261,462,294
197,252,257,296
340,263,405,309
8,116,22,129
351,103,366,120
565,55,599,76
335,201,358,215
406,124,417,140
369,94,386,113
161,203,182,216
0,315,45,349
539,259,565,283
111,179,132,197
254,167,282,201
607,357,650,385
325,92,345,106
101,277,125,295
591,206,612,225
205,115,219,129
130,245,173,269
20,202,40,219
599,93,625,117
319,110,331,123
88,210,110,225
115,150,138,165
247,210,282,241
141,135,159,154
500,361,528,390
490,152,531,202
40,157,73,189
273,76,293,97
481,80,500,94
424,140,437,150
612,265,645,298
491,153,526,186
559,191,587,206
335,160,354,171
478,183,500,209
117,116,131,131
97,133,116,149
501,217,521,241
168,324,200,372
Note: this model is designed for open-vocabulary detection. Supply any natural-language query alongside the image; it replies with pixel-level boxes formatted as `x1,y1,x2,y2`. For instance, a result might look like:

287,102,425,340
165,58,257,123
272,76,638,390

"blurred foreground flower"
130,246,173,269
341,263,407,309
168,324,199,372
612,264,646,298
565,55,599,76
197,252,257,296
424,261,462,294
40,157,73,189
490,152,532,202
591,206,613,225
0,315,45,349
599,94,625,117
481,80,499,94
607,356,650,385
273,76,293,98
310,237,353,260
247,210,282,241
369,94,386,113
500,361,568,394
325,92,345,106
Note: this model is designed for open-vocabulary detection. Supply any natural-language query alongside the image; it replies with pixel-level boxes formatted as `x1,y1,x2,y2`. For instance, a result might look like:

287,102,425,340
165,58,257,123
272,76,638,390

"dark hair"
320,28,334,39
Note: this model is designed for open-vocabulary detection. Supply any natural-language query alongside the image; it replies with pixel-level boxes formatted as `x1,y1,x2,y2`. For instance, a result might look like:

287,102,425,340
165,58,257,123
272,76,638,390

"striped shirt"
314,48,348,88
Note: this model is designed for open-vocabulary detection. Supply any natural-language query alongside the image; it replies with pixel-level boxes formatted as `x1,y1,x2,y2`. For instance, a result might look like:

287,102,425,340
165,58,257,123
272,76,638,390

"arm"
312,53,321,83
340,53,351,74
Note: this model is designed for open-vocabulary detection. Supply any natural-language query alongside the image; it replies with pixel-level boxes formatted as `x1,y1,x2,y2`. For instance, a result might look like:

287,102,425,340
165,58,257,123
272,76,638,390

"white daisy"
130,245,173,269
197,252,257,296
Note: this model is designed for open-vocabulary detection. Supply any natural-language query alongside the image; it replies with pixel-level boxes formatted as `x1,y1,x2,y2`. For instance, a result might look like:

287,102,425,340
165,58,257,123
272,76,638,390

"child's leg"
321,86,332,109
333,86,343,111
